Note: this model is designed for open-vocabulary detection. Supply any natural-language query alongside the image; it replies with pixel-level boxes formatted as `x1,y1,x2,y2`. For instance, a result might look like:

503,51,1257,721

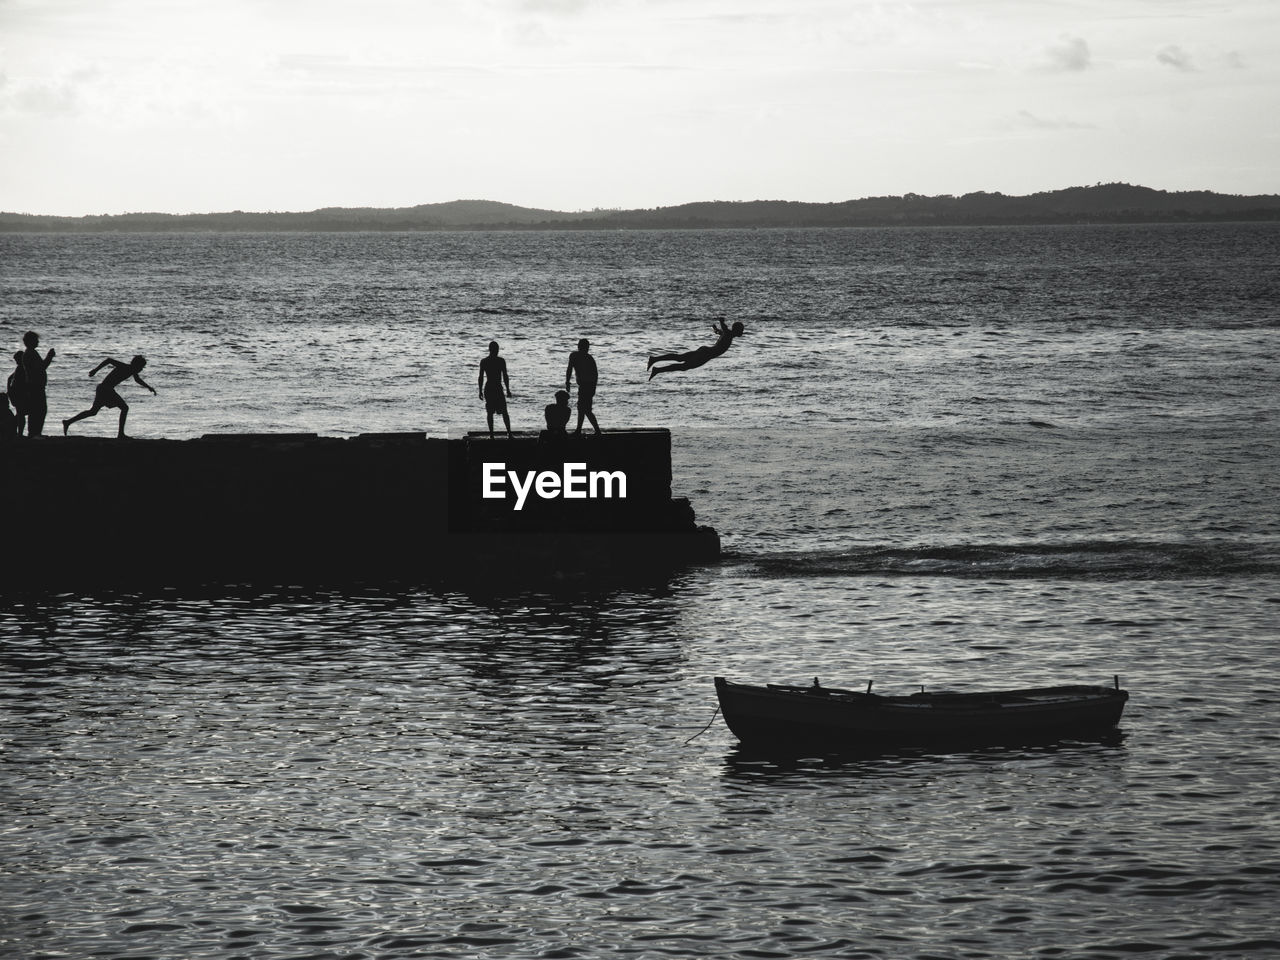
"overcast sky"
1,0,1276,215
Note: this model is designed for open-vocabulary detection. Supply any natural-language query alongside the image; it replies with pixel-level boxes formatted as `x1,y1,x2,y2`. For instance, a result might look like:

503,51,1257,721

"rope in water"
684,704,721,744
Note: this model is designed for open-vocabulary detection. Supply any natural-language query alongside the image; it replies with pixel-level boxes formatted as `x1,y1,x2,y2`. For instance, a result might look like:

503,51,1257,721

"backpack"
0,393,15,437
7,364,25,408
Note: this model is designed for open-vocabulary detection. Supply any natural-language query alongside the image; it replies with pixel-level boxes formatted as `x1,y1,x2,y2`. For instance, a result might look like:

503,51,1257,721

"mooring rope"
684,704,721,744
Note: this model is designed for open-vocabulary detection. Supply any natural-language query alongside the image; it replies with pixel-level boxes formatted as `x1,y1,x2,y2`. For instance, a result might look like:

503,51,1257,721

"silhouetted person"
19,332,55,435
544,390,571,434
565,338,601,434
63,355,156,439
7,351,26,436
0,392,16,440
648,319,745,380
478,340,513,438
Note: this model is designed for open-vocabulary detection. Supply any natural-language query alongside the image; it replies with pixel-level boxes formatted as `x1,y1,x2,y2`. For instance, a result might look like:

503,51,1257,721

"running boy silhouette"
63,355,156,438
648,319,745,380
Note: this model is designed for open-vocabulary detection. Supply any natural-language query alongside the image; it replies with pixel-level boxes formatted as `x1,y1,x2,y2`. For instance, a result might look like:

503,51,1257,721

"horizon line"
6,182,1280,220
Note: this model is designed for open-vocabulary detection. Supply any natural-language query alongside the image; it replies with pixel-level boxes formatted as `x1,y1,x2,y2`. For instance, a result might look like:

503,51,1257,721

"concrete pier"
6,429,719,586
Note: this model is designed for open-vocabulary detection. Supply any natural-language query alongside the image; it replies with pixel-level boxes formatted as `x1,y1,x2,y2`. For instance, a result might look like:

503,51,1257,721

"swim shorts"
484,382,507,415
94,385,125,409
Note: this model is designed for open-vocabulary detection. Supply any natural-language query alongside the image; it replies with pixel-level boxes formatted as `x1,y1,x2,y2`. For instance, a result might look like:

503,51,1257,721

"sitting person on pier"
648,319,745,380
544,390,571,435
62,355,156,439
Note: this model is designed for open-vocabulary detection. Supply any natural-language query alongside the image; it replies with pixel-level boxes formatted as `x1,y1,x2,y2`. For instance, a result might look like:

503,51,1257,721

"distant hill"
0,198,605,233
586,185,1280,228
3,184,1279,232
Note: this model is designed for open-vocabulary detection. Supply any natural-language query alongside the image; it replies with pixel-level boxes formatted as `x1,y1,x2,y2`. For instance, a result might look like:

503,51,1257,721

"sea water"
2,224,1279,959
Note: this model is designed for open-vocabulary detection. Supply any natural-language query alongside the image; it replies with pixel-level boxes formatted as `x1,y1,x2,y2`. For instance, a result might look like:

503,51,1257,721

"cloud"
519,0,589,13
1042,36,1091,73
0,67,101,117
1014,110,1095,131
505,19,561,47
1156,45,1195,72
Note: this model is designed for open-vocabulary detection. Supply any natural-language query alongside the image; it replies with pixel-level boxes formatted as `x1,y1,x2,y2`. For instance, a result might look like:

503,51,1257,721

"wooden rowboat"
714,675,1129,754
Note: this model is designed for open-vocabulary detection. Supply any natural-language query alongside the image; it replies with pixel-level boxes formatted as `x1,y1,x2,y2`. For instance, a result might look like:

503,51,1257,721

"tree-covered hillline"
4,183,1279,232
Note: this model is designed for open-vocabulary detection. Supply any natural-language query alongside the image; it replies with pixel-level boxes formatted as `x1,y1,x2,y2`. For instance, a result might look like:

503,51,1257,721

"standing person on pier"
62,355,156,439
18,332,56,436
565,338,601,435
478,340,513,439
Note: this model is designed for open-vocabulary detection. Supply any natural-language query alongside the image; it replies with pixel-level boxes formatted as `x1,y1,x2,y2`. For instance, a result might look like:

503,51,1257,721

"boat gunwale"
719,677,1128,708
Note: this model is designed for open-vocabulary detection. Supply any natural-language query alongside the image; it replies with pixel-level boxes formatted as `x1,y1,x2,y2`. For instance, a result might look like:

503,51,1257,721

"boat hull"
714,677,1128,754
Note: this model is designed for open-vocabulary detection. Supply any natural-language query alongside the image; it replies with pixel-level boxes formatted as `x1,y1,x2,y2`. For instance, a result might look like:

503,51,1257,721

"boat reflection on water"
720,729,1129,779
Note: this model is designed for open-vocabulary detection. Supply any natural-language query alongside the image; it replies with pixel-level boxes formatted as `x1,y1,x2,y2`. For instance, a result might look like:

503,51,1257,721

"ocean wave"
732,540,1280,580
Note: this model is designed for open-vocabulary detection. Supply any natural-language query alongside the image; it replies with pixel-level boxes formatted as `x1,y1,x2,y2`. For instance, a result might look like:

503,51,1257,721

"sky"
1,0,1277,216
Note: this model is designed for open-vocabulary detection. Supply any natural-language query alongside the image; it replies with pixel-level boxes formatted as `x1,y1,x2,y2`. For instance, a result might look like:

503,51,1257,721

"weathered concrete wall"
5,429,718,586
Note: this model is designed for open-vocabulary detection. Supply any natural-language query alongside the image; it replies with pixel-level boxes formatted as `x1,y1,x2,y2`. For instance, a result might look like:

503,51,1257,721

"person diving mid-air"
647,319,745,381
